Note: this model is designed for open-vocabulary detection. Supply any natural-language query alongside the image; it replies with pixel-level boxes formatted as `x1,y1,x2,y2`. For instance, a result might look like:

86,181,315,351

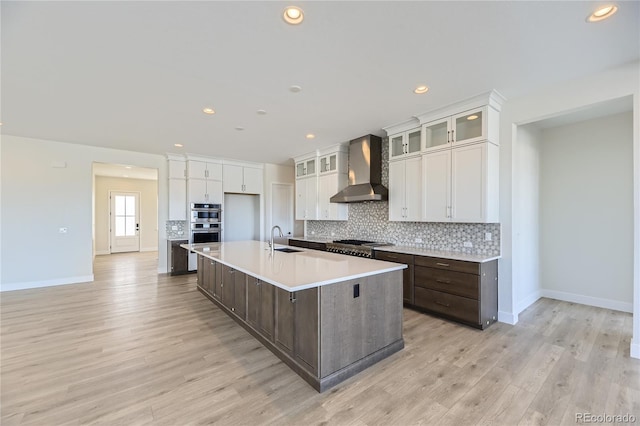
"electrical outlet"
59,227,68,234
463,241,473,248
414,237,423,243
485,232,492,241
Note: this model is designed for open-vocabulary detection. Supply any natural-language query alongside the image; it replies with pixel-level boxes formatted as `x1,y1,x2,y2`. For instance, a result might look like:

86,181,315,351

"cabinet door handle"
436,278,451,284
435,301,450,308
205,169,209,178
289,292,296,303
436,262,450,267
451,129,455,142
447,130,450,143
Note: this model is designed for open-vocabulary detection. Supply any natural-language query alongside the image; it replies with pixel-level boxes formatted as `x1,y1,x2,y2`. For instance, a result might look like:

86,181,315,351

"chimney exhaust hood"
330,134,388,203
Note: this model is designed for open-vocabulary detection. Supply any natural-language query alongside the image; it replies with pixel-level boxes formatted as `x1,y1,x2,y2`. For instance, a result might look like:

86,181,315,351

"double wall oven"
189,203,222,271
190,203,221,244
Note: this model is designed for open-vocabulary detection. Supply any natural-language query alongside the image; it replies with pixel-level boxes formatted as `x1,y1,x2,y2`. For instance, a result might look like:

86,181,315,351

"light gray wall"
513,124,541,313
94,176,158,254
539,112,633,311
1,135,168,290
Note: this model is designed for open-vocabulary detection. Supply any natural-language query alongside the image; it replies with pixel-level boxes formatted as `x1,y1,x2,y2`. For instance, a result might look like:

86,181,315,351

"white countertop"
181,240,406,292
374,245,501,263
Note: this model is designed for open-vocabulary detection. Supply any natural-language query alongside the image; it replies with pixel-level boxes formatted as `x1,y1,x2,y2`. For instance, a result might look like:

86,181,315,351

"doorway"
110,191,141,253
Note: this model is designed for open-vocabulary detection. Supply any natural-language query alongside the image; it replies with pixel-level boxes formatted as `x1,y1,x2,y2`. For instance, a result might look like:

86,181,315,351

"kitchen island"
182,240,406,392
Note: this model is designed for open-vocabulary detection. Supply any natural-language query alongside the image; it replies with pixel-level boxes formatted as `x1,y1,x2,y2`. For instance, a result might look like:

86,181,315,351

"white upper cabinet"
388,156,422,221
188,160,222,180
389,128,422,161
168,158,187,220
295,176,318,220
295,157,317,178
422,141,499,223
223,163,263,194
422,106,488,152
168,159,187,179
318,173,348,221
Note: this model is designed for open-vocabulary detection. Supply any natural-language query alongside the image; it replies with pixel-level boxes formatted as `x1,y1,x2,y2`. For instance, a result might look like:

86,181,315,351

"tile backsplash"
307,203,500,255
166,220,188,239
306,138,501,256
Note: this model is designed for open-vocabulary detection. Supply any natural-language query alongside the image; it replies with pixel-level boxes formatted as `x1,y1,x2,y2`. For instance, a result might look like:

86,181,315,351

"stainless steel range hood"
330,134,388,203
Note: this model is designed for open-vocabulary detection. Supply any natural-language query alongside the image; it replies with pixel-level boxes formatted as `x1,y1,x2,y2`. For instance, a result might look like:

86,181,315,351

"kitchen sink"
274,247,302,253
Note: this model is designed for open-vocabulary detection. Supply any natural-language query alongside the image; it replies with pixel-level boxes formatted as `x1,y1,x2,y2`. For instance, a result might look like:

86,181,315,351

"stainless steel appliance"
189,203,222,270
326,239,392,258
330,135,388,203
191,203,221,222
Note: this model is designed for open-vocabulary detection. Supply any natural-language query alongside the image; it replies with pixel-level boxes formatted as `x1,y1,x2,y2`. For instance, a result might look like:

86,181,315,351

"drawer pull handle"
386,255,398,259
436,262,450,267
436,279,451,284
435,301,450,308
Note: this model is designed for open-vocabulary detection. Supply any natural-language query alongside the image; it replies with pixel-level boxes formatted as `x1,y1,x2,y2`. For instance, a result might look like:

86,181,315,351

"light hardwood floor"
1,251,638,425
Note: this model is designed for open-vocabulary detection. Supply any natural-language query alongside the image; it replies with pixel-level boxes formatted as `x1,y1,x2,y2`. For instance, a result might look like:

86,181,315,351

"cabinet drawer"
414,266,479,300
308,242,326,251
414,256,479,275
374,251,413,265
289,239,309,248
414,287,479,325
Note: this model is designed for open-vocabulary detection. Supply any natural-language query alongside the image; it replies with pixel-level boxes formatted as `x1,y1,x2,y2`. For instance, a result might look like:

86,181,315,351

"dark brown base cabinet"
374,251,498,330
288,239,327,251
168,240,189,275
196,253,404,392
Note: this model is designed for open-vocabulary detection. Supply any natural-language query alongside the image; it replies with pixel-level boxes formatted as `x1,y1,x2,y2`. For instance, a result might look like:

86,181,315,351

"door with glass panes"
109,191,140,253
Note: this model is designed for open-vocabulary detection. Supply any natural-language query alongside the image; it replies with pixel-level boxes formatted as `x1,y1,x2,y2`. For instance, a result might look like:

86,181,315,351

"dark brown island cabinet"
194,251,404,392
168,239,189,275
374,251,498,329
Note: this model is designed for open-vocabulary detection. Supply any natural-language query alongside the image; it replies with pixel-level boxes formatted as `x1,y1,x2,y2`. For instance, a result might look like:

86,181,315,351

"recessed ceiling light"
306,134,315,139
174,143,184,148
0,122,3,126
123,175,129,178
235,126,245,131
202,107,215,115
125,166,132,169
467,115,479,120
257,109,267,115
283,6,304,25
587,5,618,22
289,85,302,93
414,85,429,94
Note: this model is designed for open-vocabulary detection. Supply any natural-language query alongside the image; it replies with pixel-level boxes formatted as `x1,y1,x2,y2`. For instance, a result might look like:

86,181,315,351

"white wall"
513,124,542,314
263,163,296,240
224,193,259,241
1,135,169,291
94,176,159,254
501,60,639,358
539,112,633,312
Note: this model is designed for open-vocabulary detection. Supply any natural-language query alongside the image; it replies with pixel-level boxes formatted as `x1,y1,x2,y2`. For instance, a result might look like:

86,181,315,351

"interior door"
271,183,294,243
110,191,140,253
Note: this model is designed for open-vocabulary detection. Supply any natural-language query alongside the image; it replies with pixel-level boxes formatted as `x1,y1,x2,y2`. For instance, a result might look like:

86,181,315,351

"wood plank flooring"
1,251,638,425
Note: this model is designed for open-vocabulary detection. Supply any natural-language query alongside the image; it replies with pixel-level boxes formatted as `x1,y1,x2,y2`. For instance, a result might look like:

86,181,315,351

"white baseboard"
631,339,640,359
498,311,518,325
516,290,542,316
540,289,633,313
95,250,110,256
1,275,94,292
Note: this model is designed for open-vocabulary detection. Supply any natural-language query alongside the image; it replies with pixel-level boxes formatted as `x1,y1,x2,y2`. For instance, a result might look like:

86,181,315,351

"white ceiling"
2,1,638,165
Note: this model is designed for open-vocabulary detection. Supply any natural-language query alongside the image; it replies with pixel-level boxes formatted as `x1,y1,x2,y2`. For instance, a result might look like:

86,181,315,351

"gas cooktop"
326,239,392,257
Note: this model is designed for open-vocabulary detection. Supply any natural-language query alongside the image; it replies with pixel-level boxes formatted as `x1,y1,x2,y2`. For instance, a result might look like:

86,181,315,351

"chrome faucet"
270,225,283,253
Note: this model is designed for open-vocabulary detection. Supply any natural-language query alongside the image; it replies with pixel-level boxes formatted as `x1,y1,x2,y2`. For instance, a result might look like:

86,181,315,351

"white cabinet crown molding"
293,151,319,164
317,143,348,157
185,154,223,164
222,159,264,169
415,90,506,125
382,117,420,137
166,153,187,161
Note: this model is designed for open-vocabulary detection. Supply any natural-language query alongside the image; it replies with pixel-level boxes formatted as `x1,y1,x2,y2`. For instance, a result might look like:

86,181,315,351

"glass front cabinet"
422,107,487,152
389,128,422,161
295,157,317,178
